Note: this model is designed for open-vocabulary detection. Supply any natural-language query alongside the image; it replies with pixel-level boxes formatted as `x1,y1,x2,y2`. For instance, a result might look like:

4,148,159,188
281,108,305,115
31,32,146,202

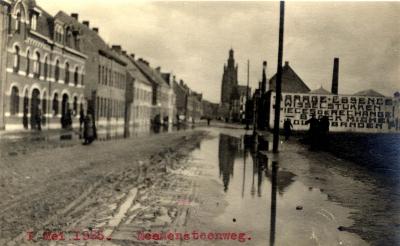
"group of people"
283,114,330,150
304,114,330,150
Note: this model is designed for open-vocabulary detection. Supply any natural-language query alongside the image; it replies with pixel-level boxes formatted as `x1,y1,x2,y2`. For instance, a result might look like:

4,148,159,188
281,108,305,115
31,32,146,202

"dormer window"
54,25,64,43
66,27,72,47
31,14,37,31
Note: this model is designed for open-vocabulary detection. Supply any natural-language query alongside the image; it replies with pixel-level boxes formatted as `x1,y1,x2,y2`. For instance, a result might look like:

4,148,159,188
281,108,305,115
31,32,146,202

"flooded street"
178,127,368,246
0,126,398,246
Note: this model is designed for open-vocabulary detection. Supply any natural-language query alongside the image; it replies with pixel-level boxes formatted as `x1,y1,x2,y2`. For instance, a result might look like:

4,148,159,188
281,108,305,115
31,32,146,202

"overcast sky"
38,0,399,103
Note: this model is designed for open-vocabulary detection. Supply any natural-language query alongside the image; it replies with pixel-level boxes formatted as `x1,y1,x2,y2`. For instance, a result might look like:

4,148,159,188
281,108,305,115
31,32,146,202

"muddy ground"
0,130,207,245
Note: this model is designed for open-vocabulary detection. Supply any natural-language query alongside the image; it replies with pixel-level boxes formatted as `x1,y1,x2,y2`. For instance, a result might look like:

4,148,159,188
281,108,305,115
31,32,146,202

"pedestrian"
79,109,85,131
83,113,95,145
207,118,211,126
319,115,330,149
66,109,73,129
305,113,319,150
36,106,42,131
283,118,293,140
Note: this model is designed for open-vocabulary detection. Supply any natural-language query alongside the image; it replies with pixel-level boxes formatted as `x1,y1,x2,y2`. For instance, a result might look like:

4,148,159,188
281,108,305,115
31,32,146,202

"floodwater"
185,127,368,245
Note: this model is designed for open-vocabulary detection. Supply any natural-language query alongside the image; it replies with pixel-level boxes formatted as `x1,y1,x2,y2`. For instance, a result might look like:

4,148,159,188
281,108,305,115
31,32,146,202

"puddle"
185,128,367,245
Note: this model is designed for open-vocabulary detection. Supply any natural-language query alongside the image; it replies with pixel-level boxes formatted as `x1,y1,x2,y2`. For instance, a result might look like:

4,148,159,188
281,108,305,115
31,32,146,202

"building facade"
172,79,188,123
135,59,174,125
230,85,250,123
0,0,87,131
53,11,128,129
121,53,152,128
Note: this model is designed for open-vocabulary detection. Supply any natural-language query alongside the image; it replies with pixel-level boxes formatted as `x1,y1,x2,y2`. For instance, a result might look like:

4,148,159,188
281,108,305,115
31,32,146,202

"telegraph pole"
273,1,285,153
245,59,250,130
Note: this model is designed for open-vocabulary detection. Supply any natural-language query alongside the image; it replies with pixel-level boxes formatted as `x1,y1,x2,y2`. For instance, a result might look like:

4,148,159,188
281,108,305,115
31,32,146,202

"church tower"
221,49,238,104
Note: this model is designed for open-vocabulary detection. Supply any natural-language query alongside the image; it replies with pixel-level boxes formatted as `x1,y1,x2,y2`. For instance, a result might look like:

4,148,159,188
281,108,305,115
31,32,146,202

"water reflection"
216,133,296,245
270,161,278,246
218,134,241,192
218,133,295,196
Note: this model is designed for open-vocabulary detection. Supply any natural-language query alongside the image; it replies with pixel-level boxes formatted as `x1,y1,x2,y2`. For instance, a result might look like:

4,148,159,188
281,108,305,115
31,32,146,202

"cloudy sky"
38,0,399,103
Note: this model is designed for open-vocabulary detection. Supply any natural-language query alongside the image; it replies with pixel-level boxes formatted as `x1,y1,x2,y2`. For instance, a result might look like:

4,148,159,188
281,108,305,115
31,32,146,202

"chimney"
111,45,122,53
130,53,135,59
122,50,127,56
71,13,79,21
155,66,161,73
82,21,90,27
284,61,289,66
180,79,184,86
331,57,339,94
137,58,148,66
261,61,267,93
92,27,99,33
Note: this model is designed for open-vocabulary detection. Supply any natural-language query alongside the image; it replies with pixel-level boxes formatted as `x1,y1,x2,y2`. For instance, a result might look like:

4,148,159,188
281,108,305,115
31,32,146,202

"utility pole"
245,59,250,130
273,1,285,153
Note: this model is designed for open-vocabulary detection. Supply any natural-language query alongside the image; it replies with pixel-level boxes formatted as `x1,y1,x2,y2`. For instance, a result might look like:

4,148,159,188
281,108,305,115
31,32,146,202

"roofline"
98,49,127,66
269,64,311,91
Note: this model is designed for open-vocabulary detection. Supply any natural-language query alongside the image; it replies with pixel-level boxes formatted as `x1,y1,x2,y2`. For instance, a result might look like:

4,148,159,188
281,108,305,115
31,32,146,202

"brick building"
119,53,152,128
230,85,251,123
188,91,202,123
0,0,87,131
172,79,203,124
172,79,188,123
53,11,128,128
135,59,174,125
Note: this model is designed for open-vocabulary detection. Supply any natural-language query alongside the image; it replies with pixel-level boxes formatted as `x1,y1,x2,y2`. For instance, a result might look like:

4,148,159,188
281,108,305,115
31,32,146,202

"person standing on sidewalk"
36,106,42,131
284,118,293,140
83,113,95,145
305,114,319,150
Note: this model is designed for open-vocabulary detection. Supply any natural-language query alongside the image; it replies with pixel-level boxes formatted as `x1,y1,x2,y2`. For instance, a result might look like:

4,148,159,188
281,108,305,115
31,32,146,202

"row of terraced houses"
0,0,204,131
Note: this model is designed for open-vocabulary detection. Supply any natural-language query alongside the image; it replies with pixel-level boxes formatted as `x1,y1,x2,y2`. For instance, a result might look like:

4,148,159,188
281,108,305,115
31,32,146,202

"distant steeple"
221,49,239,104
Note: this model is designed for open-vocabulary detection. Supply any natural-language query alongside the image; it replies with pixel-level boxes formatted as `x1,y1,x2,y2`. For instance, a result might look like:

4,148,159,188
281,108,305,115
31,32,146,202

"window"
10,87,19,115
101,66,105,84
105,67,108,85
44,57,48,80
52,93,59,115
74,32,80,50
65,62,70,84
74,67,79,86
109,69,112,86
98,65,101,84
73,96,78,116
66,27,72,46
31,14,37,31
13,46,20,72
55,60,60,82
33,52,40,78
26,51,30,76
15,11,21,33
81,73,84,86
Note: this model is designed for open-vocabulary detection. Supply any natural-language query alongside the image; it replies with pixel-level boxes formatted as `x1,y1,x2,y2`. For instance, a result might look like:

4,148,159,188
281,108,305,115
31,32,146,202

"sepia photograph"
0,0,399,245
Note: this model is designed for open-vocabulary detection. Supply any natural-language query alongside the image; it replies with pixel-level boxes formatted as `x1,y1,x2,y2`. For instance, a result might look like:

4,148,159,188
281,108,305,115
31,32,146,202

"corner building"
0,0,87,130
